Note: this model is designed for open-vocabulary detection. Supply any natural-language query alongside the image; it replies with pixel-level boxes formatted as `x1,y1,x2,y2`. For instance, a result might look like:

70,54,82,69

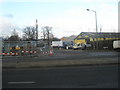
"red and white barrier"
0,53,18,56
0,51,37,56
43,51,49,54
42,49,54,56
21,51,37,54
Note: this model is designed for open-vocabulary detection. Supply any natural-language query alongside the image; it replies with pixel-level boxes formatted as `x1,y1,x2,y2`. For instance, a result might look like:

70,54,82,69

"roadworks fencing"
2,41,53,57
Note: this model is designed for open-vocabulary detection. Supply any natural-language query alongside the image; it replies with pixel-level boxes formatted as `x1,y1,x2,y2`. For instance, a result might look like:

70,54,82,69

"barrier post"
0,37,2,90
49,49,53,56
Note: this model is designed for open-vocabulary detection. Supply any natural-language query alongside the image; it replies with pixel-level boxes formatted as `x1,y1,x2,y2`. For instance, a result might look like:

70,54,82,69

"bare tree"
41,27,47,40
23,26,36,40
49,33,54,40
41,26,53,45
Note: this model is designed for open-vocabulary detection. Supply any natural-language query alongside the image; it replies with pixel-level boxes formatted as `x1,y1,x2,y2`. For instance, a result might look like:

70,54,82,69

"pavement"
2,50,119,69
2,57,118,69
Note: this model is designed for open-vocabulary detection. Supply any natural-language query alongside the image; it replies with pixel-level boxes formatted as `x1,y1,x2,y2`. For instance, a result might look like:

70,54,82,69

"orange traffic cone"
49,49,53,56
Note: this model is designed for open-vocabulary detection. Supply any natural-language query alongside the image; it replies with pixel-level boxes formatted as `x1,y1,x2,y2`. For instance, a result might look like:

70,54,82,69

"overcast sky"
0,0,119,38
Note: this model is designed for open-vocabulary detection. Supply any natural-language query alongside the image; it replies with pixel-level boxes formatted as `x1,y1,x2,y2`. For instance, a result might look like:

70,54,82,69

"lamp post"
87,9,98,50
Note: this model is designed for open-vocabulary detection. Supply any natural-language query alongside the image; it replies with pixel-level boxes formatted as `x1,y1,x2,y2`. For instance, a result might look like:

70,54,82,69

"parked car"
73,43,91,50
66,45,73,49
73,43,83,50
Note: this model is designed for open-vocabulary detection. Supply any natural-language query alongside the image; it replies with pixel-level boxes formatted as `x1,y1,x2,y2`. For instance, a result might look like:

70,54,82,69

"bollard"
49,49,53,56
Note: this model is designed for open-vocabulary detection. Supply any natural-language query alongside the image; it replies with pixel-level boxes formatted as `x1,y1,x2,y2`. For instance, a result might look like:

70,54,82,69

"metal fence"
0,38,2,89
1,41,52,57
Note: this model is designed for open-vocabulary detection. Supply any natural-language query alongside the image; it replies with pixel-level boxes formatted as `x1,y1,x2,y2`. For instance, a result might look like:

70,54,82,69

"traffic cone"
49,49,53,56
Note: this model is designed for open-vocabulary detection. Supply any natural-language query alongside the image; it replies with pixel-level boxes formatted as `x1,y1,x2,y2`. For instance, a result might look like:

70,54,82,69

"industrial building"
61,35,77,45
74,32,120,50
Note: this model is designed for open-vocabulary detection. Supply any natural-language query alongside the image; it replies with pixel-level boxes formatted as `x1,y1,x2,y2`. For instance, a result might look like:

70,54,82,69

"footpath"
1,49,119,69
2,57,119,69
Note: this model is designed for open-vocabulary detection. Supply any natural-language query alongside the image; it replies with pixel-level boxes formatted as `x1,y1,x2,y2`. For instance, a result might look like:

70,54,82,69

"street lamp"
87,9,98,50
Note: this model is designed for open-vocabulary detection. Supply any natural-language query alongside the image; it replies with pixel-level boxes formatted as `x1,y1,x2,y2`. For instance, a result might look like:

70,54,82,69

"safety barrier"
21,51,37,54
2,41,55,57
1,50,54,57
42,51,49,54
0,52,18,56
20,50,37,57
0,51,37,56
42,49,54,56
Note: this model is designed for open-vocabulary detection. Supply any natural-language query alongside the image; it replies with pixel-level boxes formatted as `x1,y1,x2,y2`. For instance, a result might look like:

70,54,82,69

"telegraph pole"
35,19,38,46
36,19,38,41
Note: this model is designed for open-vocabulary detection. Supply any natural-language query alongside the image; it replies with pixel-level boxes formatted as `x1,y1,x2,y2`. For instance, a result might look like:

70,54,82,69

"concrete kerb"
2,58,118,69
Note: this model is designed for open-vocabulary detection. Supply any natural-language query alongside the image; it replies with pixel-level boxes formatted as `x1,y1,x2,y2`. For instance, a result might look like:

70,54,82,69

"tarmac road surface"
2,65,118,88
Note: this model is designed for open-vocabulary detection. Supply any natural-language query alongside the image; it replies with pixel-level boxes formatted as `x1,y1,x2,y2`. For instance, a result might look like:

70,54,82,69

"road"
2,50,119,63
2,65,118,88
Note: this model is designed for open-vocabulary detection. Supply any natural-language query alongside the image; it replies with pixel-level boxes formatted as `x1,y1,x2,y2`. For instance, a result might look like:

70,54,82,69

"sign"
16,47,20,50
16,45,20,50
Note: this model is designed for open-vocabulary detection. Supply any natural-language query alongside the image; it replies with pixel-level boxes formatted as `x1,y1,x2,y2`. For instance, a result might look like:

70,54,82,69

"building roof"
60,37,68,41
75,32,120,39
61,35,77,42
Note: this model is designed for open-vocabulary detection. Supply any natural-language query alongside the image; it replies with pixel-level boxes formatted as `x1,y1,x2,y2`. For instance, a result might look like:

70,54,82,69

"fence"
2,41,53,57
0,38,2,90
87,39,117,50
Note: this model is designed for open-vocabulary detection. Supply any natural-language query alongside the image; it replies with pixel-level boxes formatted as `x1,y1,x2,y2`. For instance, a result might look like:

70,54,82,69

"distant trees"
41,26,53,40
51,37,60,41
3,26,58,42
5,29,20,41
23,26,36,41
41,27,47,40
41,26,54,45
22,25,56,42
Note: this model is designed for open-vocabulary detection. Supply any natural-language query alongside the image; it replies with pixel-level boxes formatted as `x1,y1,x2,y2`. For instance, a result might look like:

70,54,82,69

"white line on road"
8,81,36,84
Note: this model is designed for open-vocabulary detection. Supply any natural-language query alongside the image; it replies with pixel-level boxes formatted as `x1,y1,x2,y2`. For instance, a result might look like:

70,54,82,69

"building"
74,32,120,49
61,35,77,46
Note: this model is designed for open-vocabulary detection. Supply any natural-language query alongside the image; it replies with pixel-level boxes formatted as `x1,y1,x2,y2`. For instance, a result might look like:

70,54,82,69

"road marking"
8,81,36,84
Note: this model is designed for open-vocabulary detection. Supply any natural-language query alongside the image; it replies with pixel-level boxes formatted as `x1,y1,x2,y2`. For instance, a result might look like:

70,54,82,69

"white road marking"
8,81,36,84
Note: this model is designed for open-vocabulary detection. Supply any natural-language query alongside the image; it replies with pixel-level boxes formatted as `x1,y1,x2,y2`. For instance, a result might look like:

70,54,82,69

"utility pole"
35,19,38,46
36,19,38,41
